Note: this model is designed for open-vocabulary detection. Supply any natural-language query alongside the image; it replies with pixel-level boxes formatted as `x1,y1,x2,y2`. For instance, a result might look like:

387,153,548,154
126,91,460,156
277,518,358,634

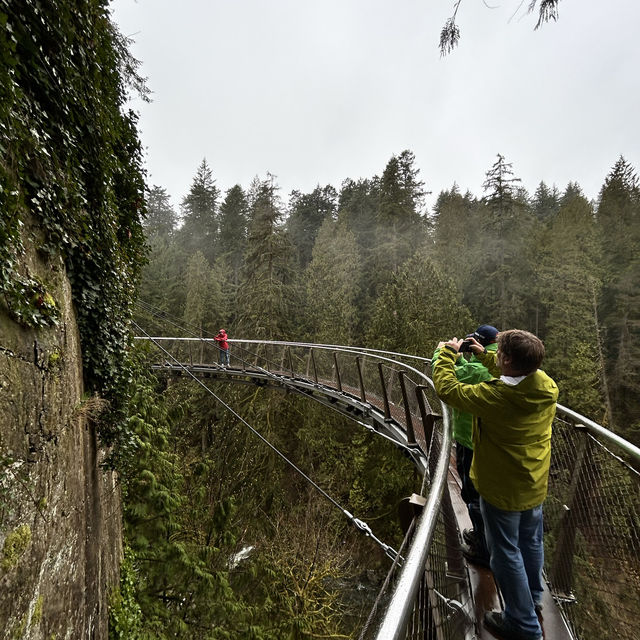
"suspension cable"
135,300,422,459
132,321,401,561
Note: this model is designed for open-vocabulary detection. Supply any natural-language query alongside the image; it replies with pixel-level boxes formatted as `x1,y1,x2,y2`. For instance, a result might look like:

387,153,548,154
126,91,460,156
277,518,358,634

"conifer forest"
125,149,640,638
1,1,639,639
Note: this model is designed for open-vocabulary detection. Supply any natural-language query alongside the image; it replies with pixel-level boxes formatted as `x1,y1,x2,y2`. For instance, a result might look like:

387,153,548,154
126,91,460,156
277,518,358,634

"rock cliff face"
0,229,122,639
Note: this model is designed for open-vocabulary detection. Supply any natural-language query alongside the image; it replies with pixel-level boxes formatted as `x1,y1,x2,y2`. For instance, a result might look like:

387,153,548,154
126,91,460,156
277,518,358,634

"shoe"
483,611,542,640
462,528,478,546
461,542,491,569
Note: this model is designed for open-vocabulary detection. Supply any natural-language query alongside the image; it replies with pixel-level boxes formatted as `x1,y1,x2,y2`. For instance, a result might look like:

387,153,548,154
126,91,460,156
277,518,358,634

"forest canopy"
126,149,640,637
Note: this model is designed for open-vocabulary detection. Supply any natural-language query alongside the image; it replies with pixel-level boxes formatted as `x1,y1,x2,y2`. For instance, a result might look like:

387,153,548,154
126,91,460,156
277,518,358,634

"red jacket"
214,330,228,350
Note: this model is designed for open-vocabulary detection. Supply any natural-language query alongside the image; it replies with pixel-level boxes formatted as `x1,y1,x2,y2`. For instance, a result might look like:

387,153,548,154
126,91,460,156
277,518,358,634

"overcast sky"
110,0,640,213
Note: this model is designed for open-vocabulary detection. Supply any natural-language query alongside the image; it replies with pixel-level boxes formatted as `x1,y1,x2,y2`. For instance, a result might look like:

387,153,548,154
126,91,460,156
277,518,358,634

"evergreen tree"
237,175,296,339
183,251,221,343
335,177,382,321
531,181,561,222
596,157,640,441
135,235,185,333
537,186,605,417
337,177,380,253
144,185,178,238
304,218,362,344
468,154,535,329
367,250,473,356
286,184,337,269
178,158,220,262
218,184,249,287
430,185,482,295
372,150,426,291
560,181,585,206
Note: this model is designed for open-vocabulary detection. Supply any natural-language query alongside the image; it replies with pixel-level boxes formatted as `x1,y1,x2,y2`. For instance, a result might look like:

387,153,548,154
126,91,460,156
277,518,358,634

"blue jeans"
480,497,544,638
218,349,230,365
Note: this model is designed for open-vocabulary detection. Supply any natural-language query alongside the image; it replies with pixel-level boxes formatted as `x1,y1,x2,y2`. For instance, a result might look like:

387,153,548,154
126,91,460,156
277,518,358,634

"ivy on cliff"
0,0,148,451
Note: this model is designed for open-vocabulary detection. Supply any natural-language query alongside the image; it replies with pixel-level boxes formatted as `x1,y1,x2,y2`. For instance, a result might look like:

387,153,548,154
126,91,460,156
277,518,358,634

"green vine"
0,0,149,455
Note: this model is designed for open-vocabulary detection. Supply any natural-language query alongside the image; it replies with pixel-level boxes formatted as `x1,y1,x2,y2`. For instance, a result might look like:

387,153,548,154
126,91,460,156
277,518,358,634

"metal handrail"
373,404,452,640
555,403,640,463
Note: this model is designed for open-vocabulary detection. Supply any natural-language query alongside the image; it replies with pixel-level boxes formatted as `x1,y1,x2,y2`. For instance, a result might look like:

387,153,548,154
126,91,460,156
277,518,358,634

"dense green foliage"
0,0,147,450
129,148,640,636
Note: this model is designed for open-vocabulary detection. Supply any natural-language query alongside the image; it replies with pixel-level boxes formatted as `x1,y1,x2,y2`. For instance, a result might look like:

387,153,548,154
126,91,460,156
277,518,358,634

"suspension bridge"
134,331,640,640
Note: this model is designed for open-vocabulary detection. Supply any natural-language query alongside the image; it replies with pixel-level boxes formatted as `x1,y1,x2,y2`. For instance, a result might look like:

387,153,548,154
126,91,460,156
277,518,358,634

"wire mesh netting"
545,416,640,640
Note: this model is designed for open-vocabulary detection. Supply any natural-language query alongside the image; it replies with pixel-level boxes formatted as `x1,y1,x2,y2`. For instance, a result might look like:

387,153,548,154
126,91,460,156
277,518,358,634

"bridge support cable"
135,301,431,465
140,335,433,473
132,322,401,562
358,518,416,640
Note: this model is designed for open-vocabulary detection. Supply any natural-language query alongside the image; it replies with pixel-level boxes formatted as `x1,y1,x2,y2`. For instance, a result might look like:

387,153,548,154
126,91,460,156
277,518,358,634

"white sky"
110,0,640,213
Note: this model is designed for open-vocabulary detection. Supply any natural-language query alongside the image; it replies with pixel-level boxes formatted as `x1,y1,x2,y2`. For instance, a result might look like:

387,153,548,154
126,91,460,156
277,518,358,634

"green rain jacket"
432,343,498,449
432,346,558,511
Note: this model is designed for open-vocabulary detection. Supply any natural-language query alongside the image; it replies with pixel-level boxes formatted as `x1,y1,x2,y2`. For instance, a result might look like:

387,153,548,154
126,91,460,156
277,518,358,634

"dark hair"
498,329,545,375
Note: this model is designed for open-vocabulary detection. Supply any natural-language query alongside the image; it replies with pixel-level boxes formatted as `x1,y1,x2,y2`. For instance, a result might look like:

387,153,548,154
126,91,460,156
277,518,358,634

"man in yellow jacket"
432,329,558,640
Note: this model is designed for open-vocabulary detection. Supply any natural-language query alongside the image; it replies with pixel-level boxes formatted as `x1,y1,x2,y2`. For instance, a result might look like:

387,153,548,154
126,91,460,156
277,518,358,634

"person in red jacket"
214,329,230,366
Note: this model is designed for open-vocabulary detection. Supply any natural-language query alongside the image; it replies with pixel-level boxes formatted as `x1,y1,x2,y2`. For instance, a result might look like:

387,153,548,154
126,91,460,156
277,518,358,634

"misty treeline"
139,150,639,441
118,150,640,638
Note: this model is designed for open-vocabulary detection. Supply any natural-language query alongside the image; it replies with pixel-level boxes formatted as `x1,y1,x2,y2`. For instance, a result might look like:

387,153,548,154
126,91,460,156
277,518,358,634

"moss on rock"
1,524,32,572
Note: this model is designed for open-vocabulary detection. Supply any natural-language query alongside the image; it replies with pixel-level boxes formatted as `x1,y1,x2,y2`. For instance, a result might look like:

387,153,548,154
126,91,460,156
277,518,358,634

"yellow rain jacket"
432,346,558,511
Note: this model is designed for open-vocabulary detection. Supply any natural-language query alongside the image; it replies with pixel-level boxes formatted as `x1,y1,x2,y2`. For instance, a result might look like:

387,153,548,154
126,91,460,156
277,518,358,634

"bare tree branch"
440,0,560,55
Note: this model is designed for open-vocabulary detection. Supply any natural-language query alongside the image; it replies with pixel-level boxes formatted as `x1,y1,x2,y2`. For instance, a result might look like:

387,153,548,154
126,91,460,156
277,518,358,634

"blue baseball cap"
468,325,498,346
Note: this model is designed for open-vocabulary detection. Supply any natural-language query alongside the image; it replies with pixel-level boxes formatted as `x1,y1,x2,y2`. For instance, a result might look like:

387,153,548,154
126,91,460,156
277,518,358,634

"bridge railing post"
310,349,319,385
287,346,295,378
356,356,367,403
398,371,416,445
415,385,438,450
333,352,343,392
279,346,286,375
377,363,392,421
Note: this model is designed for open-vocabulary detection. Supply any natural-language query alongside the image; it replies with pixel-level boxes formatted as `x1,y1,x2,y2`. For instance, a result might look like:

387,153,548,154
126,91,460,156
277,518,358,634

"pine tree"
531,181,561,222
366,250,473,356
218,184,249,287
304,218,362,344
596,157,640,441
136,235,184,333
183,251,220,346
468,154,535,329
178,158,220,262
430,185,482,295
537,186,605,417
286,184,337,269
373,150,427,291
144,185,178,238
337,177,380,253
237,175,296,339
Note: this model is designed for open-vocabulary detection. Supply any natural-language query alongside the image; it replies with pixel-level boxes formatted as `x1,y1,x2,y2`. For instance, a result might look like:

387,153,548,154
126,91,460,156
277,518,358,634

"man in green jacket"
432,324,498,568
432,329,558,640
